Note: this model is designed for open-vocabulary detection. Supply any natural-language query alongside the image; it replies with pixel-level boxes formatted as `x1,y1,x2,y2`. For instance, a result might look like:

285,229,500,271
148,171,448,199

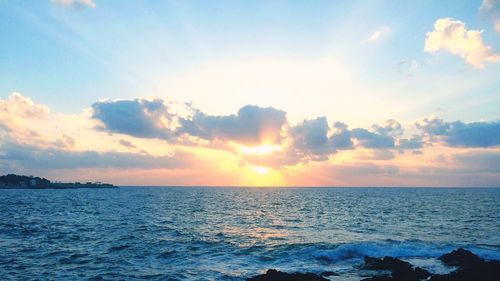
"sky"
0,0,499,186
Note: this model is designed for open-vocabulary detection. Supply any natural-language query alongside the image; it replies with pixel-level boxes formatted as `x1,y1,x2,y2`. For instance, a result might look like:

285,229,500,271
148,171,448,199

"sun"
242,165,285,186
252,166,270,174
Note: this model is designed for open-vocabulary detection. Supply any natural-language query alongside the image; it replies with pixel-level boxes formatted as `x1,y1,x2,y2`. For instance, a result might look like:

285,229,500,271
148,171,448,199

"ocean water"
0,187,499,280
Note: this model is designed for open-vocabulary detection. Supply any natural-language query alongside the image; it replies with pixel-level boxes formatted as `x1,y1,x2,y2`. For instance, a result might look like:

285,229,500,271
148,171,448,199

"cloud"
93,99,287,146
480,0,500,32
0,139,192,170
306,163,401,186
396,135,423,150
91,98,177,139
238,118,400,168
416,116,500,147
3,92,500,186
330,122,354,149
357,149,395,160
288,117,335,161
0,92,48,121
53,0,96,9
366,26,391,43
254,119,398,167
371,119,403,137
53,135,76,149
424,18,500,68
351,128,395,149
0,93,52,146
454,150,500,173
118,139,136,148
177,105,287,146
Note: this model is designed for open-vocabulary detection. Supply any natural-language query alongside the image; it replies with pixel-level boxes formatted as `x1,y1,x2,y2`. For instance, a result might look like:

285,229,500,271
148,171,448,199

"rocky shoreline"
246,248,500,281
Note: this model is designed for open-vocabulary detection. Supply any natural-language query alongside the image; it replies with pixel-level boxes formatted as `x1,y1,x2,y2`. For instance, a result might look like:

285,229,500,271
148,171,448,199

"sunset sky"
1,0,499,186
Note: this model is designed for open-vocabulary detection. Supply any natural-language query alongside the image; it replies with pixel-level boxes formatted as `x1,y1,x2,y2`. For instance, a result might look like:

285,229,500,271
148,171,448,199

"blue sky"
0,0,499,186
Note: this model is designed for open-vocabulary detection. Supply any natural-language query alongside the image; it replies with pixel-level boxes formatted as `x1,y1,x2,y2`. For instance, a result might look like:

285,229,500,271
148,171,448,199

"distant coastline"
0,174,116,189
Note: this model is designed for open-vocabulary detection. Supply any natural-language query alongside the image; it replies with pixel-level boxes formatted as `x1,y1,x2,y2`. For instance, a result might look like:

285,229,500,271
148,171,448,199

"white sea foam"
312,240,500,262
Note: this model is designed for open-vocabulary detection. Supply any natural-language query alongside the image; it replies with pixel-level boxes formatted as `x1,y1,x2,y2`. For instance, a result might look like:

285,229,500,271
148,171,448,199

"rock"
246,269,329,281
430,249,500,281
320,271,338,277
361,276,393,281
363,256,414,272
438,248,484,267
361,256,431,281
247,249,500,281
412,267,432,280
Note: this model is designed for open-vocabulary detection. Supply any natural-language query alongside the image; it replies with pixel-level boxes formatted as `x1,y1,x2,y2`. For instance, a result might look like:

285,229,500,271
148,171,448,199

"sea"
0,187,499,280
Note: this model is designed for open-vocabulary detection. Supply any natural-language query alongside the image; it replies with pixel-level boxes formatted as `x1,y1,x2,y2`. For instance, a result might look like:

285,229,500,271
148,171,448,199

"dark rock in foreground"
320,271,338,277
429,248,500,281
438,248,484,267
360,248,499,281
248,249,500,281
246,269,328,281
361,256,430,281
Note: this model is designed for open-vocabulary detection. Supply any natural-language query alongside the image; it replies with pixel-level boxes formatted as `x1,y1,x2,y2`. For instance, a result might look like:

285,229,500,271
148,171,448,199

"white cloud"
53,0,96,9
424,18,500,68
0,92,48,120
366,26,391,43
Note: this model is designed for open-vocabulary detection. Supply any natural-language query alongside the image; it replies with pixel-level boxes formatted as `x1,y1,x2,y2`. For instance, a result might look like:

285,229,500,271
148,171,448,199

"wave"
310,240,500,262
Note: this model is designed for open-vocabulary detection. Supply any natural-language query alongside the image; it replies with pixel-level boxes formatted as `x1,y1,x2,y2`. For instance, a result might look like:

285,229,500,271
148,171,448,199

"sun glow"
252,166,270,174
242,165,286,186
239,144,282,155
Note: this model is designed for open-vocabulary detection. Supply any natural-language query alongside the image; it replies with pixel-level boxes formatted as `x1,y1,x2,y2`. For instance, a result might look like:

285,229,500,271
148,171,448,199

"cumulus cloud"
396,135,423,151
237,118,402,168
92,98,177,139
4,91,500,186
90,97,405,159
92,100,288,146
177,105,287,146
0,93,52,146
351,128,395,149
53,0,96,9
330,122,354,149
0,92,48,121
289,117,335,161
371,119,403,137
416,116,500,147
289,118,397,152
424,18,500,68
258,119,399,167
